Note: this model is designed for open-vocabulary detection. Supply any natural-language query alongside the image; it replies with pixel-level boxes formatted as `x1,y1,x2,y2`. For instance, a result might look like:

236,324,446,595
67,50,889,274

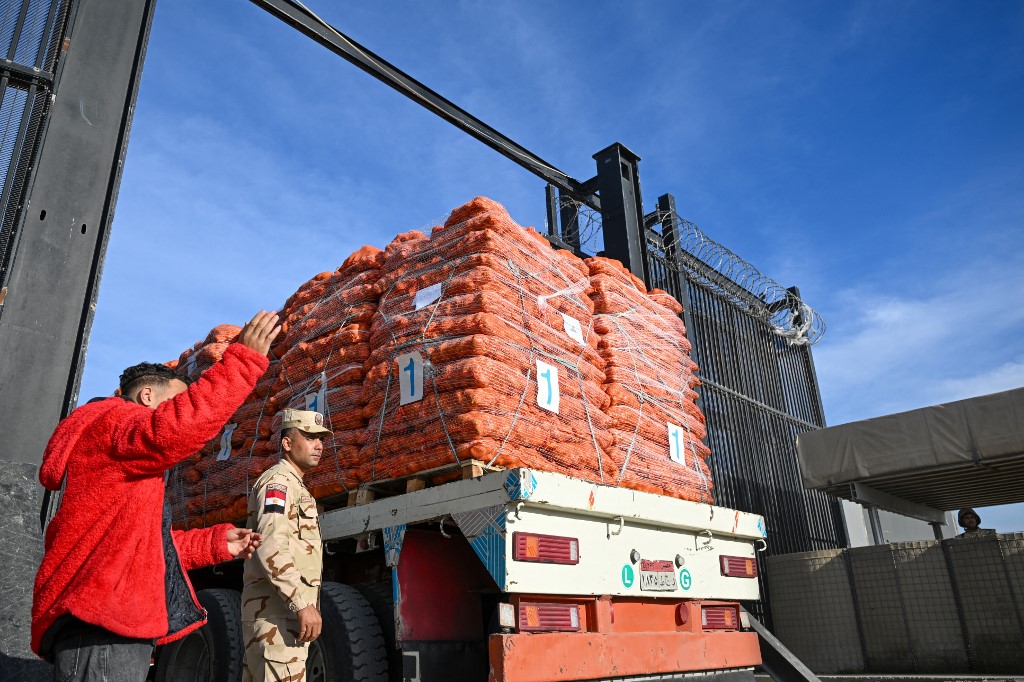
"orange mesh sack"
167,245,385,528
264,245,385,500
587,256,714,503
360,197,615,485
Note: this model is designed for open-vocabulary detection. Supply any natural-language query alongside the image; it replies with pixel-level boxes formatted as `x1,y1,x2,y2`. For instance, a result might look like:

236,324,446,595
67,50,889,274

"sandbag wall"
167,197,714,530
768,534,1024,675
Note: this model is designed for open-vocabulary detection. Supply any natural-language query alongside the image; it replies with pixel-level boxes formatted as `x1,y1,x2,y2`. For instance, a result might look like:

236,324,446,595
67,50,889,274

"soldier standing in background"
242,409,332,682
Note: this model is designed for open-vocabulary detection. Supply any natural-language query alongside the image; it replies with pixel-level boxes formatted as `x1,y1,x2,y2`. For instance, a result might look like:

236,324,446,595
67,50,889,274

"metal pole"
559,189,581,252
544,183,558,237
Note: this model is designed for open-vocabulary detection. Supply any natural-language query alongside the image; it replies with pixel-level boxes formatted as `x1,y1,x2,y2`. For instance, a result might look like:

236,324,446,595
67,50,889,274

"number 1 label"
536,360,560,414
668,422,685,464
398,352,425,405
304,372,327,414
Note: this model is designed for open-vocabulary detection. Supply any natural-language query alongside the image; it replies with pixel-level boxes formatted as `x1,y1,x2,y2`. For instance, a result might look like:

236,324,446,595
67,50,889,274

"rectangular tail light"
702,605,741,630
518,602,581,632
513,532,579,565
720,555,758,578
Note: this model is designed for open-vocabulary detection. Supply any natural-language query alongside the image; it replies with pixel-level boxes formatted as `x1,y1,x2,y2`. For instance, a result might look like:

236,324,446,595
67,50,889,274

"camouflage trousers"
242,618,309,682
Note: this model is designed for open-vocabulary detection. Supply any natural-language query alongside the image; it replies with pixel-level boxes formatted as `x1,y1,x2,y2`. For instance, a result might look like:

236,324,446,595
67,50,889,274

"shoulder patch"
264,483,287,514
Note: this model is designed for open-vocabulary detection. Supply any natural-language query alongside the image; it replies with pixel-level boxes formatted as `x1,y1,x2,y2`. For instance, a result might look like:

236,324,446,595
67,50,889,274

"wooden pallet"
343,459,503,506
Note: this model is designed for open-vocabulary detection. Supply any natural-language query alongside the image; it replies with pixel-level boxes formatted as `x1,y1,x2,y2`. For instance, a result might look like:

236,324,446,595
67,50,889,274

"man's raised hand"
238,311,281,357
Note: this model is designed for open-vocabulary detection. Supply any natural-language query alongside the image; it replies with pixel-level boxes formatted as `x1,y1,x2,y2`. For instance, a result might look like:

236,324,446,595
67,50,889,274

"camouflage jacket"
241,459,322,621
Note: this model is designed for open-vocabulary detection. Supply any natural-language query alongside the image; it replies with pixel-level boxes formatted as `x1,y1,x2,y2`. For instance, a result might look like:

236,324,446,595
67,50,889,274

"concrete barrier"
890,540,969,673
768,534,1024,675
766,549,864,673
946,533,1024,673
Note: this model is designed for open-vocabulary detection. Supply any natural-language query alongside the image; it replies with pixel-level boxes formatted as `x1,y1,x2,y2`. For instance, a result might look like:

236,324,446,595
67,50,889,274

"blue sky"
79,1,1023,530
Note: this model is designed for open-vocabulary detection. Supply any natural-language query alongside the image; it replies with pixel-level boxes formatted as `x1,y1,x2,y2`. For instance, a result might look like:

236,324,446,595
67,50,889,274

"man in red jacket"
32,311,281,682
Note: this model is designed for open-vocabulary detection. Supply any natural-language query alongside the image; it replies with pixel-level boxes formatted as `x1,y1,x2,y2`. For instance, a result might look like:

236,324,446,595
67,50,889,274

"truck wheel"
155,588,244,682
311,582,388,682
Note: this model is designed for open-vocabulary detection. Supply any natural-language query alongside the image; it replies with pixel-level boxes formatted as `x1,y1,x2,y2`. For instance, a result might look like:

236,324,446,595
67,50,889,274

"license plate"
639,559,677,592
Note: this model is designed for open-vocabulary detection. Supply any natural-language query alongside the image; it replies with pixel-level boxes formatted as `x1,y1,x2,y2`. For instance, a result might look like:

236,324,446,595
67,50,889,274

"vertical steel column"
544,183,558,237
559,189,580,251
0,0,158,465
593,143,647,281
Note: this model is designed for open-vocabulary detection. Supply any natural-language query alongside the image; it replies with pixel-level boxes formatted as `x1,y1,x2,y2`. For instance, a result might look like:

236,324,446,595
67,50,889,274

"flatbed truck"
158,465,768,682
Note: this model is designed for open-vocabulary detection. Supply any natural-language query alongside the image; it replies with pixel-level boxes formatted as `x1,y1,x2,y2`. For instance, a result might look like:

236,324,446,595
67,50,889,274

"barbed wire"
554,197,826,345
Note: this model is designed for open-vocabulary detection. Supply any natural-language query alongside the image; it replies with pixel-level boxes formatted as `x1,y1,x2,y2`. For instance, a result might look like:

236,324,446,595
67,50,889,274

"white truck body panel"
319,468,766,600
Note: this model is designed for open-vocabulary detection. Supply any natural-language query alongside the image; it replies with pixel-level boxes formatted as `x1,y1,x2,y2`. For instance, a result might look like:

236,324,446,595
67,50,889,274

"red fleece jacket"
31,343,269,655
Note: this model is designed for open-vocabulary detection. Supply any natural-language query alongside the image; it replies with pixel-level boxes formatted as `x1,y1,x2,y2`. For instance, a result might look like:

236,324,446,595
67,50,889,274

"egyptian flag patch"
264,484,287,514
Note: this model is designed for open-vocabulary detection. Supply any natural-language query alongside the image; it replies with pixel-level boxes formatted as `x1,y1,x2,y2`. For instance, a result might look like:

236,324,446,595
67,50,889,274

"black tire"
310,582,388,682
155,588,244,682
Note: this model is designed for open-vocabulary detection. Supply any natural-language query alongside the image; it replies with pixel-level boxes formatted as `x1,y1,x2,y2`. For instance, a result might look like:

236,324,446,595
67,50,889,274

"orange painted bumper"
488,630,761,682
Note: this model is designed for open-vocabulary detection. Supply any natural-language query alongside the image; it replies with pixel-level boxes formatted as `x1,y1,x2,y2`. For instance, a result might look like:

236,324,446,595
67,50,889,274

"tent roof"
797,387,1024,515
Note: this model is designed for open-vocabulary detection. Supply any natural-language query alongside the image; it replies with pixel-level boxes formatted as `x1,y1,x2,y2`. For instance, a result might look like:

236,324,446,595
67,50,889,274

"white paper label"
217,423,237,461
561,313,585,344
668,422,685,464
304,372,327,414
536,360,560,413
414,282,443,310
398,351,425,405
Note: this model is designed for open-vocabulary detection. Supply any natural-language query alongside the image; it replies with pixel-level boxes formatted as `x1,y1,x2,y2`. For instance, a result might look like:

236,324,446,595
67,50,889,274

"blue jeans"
51,621,154,682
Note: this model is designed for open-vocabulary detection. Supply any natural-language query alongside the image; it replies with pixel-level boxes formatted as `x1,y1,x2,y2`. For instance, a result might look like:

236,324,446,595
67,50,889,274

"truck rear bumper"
487,630,761,682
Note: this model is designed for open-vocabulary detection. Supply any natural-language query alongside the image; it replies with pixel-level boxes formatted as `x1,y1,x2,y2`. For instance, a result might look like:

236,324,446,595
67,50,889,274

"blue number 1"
671,428,680,459
404,357,416,396
541,369,552,404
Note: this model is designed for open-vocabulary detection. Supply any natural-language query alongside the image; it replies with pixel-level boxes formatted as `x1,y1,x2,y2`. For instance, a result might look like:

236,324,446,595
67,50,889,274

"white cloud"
933,358,1024,404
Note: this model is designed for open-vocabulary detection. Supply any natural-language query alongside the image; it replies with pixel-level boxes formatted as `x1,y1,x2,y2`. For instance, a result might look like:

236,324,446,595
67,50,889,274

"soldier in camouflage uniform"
241,409,331,682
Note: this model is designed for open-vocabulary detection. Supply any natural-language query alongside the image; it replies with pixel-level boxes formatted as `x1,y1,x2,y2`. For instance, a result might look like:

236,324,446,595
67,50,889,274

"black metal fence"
550,187,847,624
648,199,847,623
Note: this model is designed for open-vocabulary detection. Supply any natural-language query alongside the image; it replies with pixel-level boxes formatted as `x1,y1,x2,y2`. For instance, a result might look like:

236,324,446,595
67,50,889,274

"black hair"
119,362,192,398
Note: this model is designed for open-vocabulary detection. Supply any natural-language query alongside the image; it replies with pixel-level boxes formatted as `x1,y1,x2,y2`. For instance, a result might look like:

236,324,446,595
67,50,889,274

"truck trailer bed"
320,467,767,601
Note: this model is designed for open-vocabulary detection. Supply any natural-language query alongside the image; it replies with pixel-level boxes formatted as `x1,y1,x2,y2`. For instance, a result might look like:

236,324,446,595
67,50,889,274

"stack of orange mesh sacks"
167,196,716,529
167,247,384,529
266,246,384,499
587,257,714,503
360,197,617,484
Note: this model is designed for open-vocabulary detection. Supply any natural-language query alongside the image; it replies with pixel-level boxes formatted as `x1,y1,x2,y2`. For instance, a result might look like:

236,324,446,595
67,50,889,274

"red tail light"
518,602,581,632
513,532,580,565
720,555,758,578
702,604,741,630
